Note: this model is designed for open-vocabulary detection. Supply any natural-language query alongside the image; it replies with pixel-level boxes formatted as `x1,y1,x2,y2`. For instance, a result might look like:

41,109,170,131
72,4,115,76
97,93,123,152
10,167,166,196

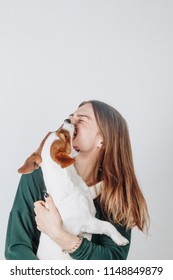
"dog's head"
18,119,78,174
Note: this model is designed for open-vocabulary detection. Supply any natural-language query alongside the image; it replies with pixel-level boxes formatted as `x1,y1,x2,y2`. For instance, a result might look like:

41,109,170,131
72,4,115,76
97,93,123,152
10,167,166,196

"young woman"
5,100,149,260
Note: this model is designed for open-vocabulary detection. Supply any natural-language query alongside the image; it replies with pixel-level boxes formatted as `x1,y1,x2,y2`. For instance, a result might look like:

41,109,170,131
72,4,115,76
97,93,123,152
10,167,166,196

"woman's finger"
34,200,46,214
43,193,57,212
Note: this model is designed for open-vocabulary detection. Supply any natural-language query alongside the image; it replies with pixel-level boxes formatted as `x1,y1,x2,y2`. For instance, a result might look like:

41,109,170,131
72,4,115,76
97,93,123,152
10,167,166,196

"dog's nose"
64,118,71,124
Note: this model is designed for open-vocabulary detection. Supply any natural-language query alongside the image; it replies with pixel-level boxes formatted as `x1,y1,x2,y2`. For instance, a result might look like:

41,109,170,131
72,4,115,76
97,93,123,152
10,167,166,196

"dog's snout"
64,118,71,124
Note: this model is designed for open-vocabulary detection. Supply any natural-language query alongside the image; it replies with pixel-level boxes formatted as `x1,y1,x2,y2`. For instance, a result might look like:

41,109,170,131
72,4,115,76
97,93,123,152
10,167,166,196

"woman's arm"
5,168,46,260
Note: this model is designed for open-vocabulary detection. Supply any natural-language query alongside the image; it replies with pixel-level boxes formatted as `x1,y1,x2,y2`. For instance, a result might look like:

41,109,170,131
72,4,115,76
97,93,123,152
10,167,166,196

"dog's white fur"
37,121,129,259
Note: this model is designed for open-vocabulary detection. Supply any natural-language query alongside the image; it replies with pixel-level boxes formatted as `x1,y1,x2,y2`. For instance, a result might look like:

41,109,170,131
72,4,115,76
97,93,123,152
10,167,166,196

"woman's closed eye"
78,119,84,123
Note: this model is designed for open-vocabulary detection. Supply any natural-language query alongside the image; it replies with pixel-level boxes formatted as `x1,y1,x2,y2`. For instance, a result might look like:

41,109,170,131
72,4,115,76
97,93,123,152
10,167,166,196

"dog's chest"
42,164,97,234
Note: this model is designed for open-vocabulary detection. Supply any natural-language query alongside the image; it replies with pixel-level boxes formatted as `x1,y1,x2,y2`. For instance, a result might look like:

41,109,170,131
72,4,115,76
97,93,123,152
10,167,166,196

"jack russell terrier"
18,119,129,259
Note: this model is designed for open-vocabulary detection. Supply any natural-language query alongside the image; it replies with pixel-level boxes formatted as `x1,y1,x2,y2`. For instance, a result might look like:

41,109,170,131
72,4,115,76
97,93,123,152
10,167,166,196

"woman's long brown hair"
79,100,149,232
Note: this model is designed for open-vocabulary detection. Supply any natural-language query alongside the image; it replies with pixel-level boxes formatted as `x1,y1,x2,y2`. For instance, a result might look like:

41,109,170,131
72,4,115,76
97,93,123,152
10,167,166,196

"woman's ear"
97,134,104,148
97,141,103,148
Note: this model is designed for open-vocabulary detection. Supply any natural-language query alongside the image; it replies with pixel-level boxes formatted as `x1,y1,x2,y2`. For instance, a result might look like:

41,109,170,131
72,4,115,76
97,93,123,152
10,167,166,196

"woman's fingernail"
44,192,49,198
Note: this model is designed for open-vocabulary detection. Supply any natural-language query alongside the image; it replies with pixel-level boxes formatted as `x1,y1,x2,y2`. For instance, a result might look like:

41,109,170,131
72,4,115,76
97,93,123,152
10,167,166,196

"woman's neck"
74,152,97,186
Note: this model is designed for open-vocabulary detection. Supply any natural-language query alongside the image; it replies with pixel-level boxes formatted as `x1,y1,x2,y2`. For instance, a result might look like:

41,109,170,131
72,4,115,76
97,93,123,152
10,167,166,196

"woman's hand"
34,193,83,252
34,193,63,241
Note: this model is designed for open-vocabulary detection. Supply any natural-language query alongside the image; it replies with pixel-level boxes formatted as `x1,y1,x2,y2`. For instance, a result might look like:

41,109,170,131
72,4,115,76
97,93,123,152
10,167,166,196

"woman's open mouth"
74,146,80,152
72,127,80,152
73,126,78,139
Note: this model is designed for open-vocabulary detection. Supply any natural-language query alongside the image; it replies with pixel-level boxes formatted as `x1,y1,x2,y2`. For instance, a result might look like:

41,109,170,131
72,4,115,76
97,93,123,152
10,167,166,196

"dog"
18,119,129,259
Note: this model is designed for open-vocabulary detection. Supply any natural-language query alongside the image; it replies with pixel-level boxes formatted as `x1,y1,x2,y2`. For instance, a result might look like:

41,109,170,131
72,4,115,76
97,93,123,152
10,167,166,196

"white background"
0,0,173,260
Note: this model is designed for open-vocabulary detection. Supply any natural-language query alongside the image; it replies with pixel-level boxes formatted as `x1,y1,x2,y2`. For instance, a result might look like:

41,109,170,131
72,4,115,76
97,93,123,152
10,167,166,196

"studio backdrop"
0,0,172,260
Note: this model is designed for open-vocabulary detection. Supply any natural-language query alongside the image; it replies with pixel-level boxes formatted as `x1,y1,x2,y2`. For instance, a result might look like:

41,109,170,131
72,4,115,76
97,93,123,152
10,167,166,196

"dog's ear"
18,153,42,174
53,152,75,168
18,132,51,174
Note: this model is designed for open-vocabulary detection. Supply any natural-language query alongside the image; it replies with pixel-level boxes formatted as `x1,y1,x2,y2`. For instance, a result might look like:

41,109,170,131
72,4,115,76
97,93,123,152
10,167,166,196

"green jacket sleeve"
5,168,46,260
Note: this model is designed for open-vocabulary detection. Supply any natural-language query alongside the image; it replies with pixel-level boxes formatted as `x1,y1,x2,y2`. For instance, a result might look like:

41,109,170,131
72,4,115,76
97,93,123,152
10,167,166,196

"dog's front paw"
112,234,129,246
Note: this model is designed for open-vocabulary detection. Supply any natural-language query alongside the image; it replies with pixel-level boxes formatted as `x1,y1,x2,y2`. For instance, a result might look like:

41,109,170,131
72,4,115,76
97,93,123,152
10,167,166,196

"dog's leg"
81,218,129,246
75,195,129,246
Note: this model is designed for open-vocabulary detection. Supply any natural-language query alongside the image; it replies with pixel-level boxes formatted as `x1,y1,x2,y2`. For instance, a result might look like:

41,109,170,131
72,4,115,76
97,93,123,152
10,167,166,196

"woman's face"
69,103,103,154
